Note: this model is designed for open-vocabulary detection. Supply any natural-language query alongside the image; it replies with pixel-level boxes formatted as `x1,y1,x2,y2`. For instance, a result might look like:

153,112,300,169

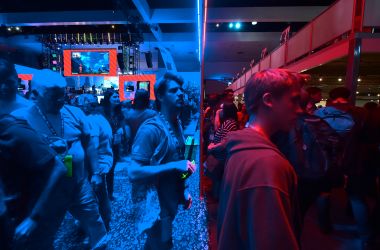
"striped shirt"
213,119,238,144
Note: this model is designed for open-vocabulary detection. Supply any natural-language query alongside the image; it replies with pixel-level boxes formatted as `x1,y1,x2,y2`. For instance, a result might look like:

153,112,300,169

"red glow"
118,74,156,101
18,74,33,81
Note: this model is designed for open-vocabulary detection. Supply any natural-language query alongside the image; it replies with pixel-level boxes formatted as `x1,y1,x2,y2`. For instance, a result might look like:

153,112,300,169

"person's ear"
262,93,274,109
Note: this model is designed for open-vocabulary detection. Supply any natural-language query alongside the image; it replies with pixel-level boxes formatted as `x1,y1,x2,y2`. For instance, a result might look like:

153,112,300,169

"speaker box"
117,53,125,72
145,52,153,68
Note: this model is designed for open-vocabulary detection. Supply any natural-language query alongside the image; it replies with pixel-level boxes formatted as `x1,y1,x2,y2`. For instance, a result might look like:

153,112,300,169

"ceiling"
204,0,336,82
0,0,199,72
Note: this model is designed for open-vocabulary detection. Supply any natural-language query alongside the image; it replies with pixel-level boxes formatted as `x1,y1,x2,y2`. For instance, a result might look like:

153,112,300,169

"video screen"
137,81,150,91
71,51,110,75
123,81,136,99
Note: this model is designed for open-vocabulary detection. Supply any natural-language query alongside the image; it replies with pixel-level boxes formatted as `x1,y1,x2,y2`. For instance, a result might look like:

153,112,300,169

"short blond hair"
244,69,307,115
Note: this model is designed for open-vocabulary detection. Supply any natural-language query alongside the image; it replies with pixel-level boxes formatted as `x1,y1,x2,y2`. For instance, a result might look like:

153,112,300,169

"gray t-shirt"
13,105,92,182
130,115,186,233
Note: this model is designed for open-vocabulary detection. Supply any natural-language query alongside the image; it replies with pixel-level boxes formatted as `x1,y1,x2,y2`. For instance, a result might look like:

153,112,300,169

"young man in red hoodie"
217,69,304,250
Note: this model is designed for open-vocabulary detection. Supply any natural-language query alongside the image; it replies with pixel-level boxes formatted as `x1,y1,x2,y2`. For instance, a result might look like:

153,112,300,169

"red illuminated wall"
18,74,33,81
63,49,117,77
119,74,156,101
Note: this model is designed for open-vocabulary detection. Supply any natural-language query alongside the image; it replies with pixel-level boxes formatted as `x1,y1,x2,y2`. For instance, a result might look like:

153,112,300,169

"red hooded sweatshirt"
217,128,301,250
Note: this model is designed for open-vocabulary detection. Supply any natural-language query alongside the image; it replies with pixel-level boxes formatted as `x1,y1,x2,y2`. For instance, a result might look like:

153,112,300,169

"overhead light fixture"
377,94,380,97
356,91,360,94
319,78,323,82
216,23,220,28
7,27,11,31
251,21,258,25
229,23,234,29
338,78,342,82
235,22,241,29
15,27,20,31
111,25,115,29
228,81,232,85
358,78,362,82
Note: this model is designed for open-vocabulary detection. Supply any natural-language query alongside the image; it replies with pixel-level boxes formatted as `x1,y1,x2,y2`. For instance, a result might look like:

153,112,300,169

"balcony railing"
231,0,379,93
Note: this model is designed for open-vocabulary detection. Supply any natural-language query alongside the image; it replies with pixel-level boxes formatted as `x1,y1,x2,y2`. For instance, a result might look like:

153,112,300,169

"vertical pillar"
345,37,361,104
345,0,365,104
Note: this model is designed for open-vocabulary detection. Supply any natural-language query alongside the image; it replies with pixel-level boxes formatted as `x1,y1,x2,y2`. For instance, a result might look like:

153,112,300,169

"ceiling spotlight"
216,23,220,28
7,27,11,31
319,78,323,82
358,78,362,82
235,22,241,29
338,78,342,82
111,25,115,29
229,23,234,29
15,27,20,31
251,21,258,25
356,91,360,94
377,94,380,97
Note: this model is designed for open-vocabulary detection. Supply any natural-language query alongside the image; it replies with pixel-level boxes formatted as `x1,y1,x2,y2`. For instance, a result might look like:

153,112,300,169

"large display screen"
63,49,117,76
71,51,109,75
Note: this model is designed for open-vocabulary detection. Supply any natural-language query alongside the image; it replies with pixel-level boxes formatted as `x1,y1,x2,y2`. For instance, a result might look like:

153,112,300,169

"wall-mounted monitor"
137,81,150,92
63,49,117,76
118,75,156,101
123,81,137,100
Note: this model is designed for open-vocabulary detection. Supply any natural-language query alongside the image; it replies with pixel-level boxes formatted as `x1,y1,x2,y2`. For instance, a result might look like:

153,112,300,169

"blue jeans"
69,179,107,247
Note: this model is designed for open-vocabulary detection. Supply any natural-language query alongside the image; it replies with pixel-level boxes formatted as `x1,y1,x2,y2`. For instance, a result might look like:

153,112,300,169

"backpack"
314,106,355,135
291,114,343,185
315,106,360,176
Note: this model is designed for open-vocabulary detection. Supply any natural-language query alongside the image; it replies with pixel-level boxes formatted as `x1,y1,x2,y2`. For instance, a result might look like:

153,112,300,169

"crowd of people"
3,54,380,250
0,58,197,250
204,69,380,250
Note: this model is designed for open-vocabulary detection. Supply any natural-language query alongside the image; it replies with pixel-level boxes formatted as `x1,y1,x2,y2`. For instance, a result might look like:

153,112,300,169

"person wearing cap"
13,69,108,249
127,72,196,250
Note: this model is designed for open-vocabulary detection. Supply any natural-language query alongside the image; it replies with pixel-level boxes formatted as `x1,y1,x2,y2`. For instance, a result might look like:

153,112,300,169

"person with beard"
13,69,108,249
127,72,197,250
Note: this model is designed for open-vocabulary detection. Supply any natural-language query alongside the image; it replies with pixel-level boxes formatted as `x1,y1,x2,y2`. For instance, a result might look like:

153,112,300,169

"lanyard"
35,105,64,137
158,112,184,158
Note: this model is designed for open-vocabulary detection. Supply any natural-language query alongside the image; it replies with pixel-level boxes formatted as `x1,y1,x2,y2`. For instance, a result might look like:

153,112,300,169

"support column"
345,37,361,104
345,0,365,104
